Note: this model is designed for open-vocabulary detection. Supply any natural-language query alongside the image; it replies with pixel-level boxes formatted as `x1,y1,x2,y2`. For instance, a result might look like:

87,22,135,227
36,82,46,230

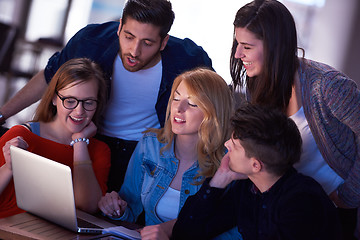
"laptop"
10,145,104,234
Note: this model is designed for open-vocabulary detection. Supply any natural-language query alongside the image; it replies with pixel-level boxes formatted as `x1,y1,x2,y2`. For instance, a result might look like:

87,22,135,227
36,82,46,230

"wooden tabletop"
0,210,120,240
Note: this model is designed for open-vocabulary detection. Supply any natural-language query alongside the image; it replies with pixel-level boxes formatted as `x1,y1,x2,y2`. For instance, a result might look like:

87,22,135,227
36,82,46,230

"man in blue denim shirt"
0,0,212,192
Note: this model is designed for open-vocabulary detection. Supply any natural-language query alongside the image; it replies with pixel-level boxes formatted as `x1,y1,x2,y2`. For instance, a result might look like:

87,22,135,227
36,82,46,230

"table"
0,210,138,240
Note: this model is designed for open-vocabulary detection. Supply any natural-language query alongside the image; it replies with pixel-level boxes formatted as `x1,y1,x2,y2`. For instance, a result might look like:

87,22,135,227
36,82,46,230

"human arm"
172,177,239,240
0,70,47,121
323,74,360,208
72,121,102,213
172,153,247,239
210,152,248,188
99,137,146,222
140,219,176,240
0,136,29,194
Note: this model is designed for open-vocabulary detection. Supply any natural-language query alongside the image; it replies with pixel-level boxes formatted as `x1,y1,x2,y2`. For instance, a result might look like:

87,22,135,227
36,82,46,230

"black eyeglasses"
56,91,98,111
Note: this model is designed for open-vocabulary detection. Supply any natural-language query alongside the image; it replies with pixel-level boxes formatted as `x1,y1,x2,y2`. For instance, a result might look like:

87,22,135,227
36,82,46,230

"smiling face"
170,81,204,139
53,79,98,135
234,27,264,78
117,17,169,72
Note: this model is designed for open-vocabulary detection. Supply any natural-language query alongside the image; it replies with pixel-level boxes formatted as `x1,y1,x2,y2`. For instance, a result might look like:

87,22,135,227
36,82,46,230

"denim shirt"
44,21,213,128
115,132,202,225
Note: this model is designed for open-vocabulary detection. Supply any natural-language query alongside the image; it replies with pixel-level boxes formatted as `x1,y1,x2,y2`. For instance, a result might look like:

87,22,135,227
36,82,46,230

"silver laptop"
10,145,103,234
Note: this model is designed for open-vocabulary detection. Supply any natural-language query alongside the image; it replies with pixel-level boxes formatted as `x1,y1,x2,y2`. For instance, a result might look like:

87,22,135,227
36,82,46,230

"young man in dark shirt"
172,104,342,240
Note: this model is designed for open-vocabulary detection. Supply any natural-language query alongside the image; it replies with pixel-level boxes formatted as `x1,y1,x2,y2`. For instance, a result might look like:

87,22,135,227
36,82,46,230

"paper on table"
102,226,141,240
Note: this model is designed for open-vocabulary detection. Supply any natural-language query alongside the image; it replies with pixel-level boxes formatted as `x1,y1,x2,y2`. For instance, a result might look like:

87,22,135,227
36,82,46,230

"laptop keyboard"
77,217,103,229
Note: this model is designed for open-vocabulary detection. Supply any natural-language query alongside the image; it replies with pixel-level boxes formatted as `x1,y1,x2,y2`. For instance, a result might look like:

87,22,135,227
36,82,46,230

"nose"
176,100,187,113
234,44,244,59
73,102,85,114
130,41,141,57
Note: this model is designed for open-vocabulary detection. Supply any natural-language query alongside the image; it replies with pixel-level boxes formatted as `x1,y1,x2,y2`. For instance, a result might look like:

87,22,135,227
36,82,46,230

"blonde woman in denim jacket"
98,68,242,240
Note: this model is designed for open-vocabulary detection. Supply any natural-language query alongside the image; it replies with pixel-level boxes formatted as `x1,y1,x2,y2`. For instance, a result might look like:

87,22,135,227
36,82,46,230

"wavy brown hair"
150,68,234,179
33,58,107,126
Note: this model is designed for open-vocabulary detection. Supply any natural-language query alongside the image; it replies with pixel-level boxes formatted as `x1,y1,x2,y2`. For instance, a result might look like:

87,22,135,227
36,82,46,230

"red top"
0,125,111,218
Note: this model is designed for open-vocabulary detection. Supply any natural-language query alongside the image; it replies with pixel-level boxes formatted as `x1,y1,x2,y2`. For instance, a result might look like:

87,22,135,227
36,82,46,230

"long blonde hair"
150,68,233,178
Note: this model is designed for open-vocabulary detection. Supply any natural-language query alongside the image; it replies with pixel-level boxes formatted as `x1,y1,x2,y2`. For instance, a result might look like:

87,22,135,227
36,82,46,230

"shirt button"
206,189,211,194
185,189,190,194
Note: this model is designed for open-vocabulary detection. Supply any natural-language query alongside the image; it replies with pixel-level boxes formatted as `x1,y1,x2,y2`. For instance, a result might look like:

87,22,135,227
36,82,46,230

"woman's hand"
72,121,97,140
98,191,128,217
140,224,170,240
329,189,351,209
2,136,29,171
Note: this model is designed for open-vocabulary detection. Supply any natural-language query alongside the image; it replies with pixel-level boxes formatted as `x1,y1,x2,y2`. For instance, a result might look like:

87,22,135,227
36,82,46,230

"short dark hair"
230,0,299,112
122,0,175,40
231,104,302,176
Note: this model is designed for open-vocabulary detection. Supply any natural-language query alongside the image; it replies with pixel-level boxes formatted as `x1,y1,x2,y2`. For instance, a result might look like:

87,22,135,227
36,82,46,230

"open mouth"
70,116,84,123
174,117,185,123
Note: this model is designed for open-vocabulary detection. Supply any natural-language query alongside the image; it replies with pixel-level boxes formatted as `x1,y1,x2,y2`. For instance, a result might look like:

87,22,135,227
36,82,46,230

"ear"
117,18,122,36
52,94,57,106
251,158,262,173
160,34,170,51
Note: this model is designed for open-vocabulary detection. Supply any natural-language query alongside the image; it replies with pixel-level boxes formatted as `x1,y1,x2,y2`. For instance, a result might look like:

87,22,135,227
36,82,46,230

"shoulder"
300,58,358,99
162,36,212,69
0,125,39,148
280,171,330,202
74,21,119,42
2,125,33,139
139,132,165,147
300,58,354,86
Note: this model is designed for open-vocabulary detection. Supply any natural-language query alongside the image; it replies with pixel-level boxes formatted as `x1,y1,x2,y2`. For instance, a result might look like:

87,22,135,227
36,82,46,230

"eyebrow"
123,30,157,43
58,92,97,101
238,41,256,46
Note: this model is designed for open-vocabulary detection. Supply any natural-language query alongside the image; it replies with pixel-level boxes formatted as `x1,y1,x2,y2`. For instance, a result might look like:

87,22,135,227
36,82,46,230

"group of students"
0,0,359,239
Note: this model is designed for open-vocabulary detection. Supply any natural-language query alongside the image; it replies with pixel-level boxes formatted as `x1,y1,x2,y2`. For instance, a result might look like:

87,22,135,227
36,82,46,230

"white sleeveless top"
156,187,180,222
100,55,162,140
290,106,344,194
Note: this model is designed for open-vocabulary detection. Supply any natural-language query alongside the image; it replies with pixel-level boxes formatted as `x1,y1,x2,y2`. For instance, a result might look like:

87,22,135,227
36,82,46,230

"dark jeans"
95,134,138,193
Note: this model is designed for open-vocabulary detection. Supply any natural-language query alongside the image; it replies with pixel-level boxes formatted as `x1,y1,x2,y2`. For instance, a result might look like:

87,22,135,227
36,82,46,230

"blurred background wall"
0,0,359,127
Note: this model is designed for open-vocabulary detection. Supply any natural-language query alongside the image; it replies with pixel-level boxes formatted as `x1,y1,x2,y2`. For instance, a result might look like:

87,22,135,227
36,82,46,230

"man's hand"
98,191,127,217
210,153,247,188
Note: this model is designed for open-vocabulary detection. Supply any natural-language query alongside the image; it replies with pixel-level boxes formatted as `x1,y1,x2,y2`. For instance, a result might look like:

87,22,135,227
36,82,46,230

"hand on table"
140,225,169,240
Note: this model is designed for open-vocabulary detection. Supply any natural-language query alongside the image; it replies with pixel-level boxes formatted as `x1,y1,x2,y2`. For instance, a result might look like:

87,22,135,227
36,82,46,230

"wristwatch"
0,112,6,125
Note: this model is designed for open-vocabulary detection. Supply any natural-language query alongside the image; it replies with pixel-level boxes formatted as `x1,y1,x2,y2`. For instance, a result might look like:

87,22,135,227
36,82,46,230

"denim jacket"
115,132,202,225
